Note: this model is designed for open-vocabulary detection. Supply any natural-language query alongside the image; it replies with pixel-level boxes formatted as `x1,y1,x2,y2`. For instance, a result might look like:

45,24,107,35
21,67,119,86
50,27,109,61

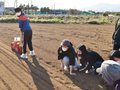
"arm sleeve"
112,32,115,40
80,56,93,71
115,18,120,31
114,19,120,40
68,48,76,61
80,58,86,68
19,20,23,30
58,48,63,60
85,61,93,71
114,27,120,41
112,19,119,40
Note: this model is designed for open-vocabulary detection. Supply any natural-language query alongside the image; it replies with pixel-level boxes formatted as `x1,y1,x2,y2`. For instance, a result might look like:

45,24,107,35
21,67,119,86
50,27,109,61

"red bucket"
11,41,22,55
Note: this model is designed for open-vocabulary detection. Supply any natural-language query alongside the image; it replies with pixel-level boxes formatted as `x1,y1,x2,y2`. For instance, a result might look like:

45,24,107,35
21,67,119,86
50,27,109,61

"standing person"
112,18,120,50
14,8,35,59
77,44,104,74
109,50,120,64
58,39,80,75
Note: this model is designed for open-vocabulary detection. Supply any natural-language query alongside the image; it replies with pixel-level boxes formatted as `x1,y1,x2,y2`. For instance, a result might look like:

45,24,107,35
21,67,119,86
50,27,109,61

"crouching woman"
77,44,104,74
97,51,120,90
97,60,120,90
58,39,80,75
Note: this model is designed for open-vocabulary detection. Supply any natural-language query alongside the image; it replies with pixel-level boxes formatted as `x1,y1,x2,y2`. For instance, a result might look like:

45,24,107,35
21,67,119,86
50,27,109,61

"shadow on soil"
65,71,109,90
16,53,55,90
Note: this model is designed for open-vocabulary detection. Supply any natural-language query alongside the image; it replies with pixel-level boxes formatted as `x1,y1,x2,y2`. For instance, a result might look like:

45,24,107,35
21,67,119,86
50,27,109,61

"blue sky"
1,0,120,9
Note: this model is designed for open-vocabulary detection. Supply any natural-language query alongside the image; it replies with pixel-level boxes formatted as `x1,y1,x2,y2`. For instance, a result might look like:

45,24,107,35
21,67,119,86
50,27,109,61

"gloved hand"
96,67,101,74
85,70,89,74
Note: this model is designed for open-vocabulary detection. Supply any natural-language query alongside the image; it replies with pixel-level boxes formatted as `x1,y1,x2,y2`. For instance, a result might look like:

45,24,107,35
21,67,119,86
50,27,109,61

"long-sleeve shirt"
58,46,77,65
80,50,104,71
100,60,120,85
112,18,120,45
19,15,32,32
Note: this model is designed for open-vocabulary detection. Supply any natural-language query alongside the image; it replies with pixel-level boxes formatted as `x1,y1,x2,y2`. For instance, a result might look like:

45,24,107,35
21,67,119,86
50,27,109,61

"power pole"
4,0,9,7
31,0,33,6
31,0,34,15
14,0,18,8
2,0,5,15
54,2,55,15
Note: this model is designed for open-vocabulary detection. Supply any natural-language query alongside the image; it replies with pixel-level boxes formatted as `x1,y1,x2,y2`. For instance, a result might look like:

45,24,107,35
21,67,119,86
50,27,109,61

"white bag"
14,37,21,42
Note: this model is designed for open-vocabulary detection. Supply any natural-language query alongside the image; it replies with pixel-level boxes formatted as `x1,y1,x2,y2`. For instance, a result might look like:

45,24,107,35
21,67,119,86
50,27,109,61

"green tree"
68,9,79,15
40,7,50,14
32,6,39,14
116,12,120,16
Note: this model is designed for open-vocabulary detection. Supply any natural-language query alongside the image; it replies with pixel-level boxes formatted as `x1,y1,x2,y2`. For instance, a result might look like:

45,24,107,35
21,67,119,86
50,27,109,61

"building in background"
5,7,15,15
0,1,4,15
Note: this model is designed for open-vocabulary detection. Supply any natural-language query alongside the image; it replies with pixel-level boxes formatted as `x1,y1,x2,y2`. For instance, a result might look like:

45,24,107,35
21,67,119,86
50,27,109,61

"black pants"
23,31,33,54
113,44,120,50
94,61,103,75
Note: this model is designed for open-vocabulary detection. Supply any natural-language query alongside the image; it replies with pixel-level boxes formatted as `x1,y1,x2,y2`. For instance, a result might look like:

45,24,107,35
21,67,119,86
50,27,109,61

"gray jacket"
99,60,120,85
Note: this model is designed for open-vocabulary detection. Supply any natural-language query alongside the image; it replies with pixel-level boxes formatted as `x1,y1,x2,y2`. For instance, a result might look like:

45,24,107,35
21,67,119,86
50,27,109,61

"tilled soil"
0,23,114,90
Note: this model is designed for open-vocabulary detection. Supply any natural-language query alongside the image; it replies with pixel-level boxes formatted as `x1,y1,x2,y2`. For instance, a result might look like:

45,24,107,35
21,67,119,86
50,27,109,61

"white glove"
85,70,89,74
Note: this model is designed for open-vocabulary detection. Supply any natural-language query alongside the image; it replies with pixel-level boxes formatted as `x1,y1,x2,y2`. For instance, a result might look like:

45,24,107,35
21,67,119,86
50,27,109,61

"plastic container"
11,37,22,55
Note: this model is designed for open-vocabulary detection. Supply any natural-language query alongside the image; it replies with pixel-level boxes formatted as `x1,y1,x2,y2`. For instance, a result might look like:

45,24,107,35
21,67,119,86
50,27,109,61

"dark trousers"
23,31,33,54
113,44,120,50
94,61,103,75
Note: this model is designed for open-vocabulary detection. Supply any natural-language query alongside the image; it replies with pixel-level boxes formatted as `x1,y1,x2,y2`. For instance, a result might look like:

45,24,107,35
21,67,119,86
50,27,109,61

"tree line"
18,4,120,16
18,4,97,15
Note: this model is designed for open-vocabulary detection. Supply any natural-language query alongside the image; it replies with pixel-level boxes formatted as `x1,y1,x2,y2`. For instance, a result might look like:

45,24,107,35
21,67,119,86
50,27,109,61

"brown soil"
0,23,114,90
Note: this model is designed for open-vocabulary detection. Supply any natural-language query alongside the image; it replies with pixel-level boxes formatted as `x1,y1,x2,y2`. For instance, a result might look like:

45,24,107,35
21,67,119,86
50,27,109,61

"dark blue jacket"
113,18,120,45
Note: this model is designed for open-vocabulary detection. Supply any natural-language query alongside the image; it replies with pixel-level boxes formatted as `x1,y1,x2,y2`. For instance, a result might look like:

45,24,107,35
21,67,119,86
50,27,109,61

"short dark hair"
77,44,86,50
110,50,120,59
14,8,21,12
62,39,71,47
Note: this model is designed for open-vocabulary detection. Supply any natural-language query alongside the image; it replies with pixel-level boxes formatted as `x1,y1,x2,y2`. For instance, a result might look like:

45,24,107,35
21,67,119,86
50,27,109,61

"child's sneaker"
64,66,68,71
29,50,35,56
21,54,28,59
85,70,89,74
70,73,76,76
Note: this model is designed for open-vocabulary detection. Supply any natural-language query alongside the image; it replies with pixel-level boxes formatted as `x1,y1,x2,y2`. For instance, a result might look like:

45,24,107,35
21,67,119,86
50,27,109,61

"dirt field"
0,23,114,90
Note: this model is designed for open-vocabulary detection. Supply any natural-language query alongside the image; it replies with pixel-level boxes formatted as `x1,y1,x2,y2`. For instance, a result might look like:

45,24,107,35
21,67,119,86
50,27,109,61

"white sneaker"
29,50,35,56
20,54,28,59
70,73,76,76
64,66,68,71
85,70,89,74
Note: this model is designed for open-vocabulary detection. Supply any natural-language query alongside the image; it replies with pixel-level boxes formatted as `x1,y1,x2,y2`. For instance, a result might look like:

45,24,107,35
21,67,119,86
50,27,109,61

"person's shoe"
70,73,76,76
29,50,35,56
20,54,28,59
64,66,68,71
85,70,89,74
